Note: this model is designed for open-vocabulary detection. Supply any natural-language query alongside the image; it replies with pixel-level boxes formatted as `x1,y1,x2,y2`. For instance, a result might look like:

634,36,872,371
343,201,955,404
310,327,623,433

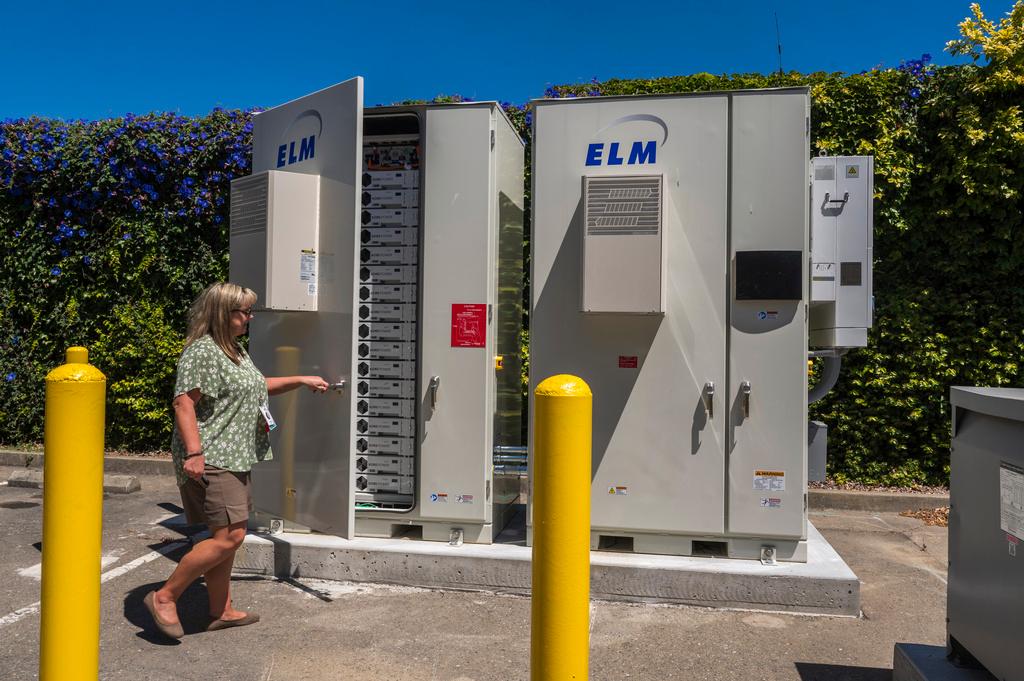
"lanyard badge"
258,403,277,432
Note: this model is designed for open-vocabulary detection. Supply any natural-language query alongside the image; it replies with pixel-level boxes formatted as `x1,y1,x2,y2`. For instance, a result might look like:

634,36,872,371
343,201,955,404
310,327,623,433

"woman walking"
144,282,328,638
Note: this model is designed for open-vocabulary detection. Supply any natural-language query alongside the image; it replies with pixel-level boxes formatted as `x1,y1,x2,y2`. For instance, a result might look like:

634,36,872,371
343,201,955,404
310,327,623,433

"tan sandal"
206,612,260,632
143,592,184,639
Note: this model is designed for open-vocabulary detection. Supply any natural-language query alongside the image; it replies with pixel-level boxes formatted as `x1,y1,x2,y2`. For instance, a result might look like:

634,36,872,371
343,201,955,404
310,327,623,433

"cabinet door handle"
429,376,441,409
329,379,347,393
741,381,752,418
703,382,715,419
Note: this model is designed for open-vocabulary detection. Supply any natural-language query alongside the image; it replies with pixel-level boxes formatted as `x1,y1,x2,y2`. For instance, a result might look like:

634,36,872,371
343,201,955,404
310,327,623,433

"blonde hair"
184,282,257,364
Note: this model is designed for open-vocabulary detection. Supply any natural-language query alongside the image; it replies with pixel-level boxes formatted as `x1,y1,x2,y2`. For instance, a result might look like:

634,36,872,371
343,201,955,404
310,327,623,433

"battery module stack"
355,138,421,507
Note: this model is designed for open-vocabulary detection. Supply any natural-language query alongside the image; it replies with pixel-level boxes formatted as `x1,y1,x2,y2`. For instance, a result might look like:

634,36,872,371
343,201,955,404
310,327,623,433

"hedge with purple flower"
0,108,256,448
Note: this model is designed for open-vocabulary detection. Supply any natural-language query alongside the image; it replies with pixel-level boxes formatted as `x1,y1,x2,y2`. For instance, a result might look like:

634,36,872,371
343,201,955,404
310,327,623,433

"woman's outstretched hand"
302,376,329,393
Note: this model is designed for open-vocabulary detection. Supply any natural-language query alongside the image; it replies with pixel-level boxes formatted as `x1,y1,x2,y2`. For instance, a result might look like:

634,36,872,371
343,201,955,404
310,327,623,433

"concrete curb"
7,468,142,494
809,489,949,514
0,450,172,477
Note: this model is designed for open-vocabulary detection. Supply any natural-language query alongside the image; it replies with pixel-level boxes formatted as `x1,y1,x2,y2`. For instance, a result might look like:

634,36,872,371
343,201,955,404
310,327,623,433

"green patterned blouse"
170,335,273,486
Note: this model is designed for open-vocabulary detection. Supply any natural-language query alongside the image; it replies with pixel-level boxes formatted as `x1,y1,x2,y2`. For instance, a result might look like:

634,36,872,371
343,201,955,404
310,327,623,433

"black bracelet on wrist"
184,451,204,459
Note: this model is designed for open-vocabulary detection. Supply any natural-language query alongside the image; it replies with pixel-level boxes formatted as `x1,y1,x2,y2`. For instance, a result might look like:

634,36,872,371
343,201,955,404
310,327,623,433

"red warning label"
451,304,487,348
618,356,638,369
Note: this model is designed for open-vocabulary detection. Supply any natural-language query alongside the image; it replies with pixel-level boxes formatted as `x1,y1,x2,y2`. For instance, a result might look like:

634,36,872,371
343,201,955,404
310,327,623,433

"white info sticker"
299,251,317,283
259,403,277,432
754,470,786,492
1000,462,1024,541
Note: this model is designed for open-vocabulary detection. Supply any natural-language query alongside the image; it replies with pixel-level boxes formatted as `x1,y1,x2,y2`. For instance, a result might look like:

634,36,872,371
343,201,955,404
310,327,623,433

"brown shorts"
179,465,252,528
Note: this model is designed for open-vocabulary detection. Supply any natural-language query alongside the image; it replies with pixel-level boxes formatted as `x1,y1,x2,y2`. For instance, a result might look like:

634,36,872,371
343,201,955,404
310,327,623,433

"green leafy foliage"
0,110,252,449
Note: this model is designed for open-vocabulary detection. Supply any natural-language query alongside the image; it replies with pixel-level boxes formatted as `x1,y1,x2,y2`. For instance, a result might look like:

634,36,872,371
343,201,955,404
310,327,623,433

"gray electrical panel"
530,89,810,560
948,387,1024,681
232,78,525,543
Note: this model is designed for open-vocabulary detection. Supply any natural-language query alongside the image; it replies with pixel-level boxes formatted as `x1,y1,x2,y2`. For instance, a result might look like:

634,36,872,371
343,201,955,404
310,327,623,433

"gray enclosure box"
530,89,810,560
948,387,1024,681
808,420,828,483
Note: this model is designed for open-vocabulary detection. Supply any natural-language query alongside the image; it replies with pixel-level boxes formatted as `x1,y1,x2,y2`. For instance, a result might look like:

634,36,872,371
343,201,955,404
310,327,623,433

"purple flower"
4,372,15,382
78,228,87,237
122,233,132,240
909,87,921,99
50,266,61,276
132,198,143,210
83,255,92,265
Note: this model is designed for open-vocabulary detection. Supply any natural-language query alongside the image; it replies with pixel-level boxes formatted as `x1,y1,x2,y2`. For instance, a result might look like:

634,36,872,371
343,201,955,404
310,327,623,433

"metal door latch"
760,545,777,566
329,379,347,393
741,381,751,418
429,375,441,409
702,382,715,419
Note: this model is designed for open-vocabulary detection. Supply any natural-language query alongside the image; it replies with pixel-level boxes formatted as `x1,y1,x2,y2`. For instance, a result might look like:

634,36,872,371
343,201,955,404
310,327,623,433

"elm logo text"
276,109,323,168
277,135,315,168
585,140,656,166
584,113,668,167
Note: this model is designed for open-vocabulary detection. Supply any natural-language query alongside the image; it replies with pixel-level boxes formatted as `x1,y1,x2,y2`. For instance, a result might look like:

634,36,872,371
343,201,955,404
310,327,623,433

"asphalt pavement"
0,465,948,680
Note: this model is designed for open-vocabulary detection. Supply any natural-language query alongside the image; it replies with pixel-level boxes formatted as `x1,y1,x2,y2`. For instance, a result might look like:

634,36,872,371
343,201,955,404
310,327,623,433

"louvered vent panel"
230,174,269,237
585,176,662,235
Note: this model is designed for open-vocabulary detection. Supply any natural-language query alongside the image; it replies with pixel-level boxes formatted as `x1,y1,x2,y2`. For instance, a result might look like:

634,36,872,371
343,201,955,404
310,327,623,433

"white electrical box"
809,155,874,348
530,89,810,561
230,170,320,311
230,77,525,544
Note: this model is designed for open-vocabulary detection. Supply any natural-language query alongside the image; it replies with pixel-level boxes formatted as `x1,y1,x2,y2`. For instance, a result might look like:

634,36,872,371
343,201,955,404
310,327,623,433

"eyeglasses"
233,307,255,317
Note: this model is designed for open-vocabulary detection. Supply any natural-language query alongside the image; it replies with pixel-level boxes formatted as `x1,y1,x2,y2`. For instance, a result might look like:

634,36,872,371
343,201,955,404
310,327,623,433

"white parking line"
99,544,182,584
0,540,186,629
18,556,120,581
0,602,40,627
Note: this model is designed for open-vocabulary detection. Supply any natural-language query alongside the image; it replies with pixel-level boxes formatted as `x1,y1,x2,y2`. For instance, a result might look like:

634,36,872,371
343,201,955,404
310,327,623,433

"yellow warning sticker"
846,164,860,178
754,471,786,492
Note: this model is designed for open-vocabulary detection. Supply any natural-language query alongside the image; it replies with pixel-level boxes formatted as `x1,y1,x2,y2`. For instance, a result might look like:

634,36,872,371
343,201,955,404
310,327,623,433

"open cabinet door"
242,77,363,538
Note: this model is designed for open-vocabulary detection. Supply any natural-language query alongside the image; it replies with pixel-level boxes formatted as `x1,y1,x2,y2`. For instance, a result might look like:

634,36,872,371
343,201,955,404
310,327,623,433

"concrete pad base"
7,468,141,494
893,644,997,681
236,517,860,617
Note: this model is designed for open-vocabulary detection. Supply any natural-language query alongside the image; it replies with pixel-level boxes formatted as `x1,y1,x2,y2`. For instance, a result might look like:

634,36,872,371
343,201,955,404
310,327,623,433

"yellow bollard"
531,374,592,681
40,346,106,681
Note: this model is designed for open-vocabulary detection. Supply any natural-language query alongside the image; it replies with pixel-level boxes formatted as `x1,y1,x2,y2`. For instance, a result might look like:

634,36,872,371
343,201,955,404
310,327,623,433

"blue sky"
1,0,1014,120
